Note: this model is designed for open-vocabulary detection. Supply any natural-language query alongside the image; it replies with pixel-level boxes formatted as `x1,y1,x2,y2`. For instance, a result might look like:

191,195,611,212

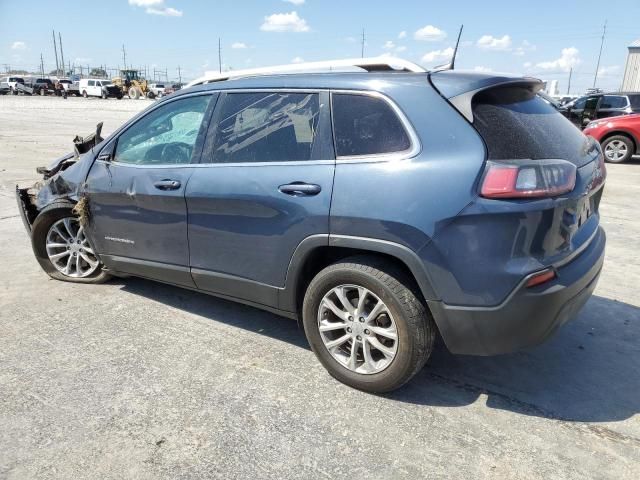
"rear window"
332,93,411,157
472,87,593,164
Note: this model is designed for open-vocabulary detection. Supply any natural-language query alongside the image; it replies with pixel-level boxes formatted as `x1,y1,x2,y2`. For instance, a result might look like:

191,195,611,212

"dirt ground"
0,95,639,479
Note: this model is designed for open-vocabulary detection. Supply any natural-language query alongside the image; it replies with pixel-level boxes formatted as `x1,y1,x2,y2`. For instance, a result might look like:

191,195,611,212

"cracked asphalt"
0,96,639,479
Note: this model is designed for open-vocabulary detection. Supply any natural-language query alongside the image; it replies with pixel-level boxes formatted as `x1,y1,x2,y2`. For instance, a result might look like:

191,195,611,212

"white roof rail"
185,57,426,88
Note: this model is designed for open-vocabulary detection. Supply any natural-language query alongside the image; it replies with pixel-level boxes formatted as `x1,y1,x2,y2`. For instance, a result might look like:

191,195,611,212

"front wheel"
302,257,436,393
30,204,111,284
602,135,634,163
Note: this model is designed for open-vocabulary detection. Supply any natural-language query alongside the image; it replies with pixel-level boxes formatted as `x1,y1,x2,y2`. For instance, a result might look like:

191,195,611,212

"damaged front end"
16,123,104,233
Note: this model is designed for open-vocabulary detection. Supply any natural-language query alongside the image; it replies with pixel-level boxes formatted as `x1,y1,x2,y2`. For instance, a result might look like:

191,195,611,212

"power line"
58,32,65,77
593,20,607,88
122,44,127,70
52,30,60,76
567,67,573,94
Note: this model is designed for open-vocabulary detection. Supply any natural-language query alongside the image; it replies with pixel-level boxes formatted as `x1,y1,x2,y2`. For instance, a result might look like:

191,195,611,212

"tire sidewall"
31,206,109,284
602,136,633,163
302,266,420,392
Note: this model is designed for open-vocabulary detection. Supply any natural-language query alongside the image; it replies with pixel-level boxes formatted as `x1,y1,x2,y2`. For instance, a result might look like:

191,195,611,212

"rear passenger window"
628,95,640,109
599,95,628,109
332,93,411,157
210,92,320,163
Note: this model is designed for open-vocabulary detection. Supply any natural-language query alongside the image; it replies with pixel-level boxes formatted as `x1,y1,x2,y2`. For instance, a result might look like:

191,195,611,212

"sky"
1,0,639,94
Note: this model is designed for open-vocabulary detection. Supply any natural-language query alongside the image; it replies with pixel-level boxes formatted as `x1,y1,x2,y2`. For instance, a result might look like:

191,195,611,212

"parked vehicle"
147,83,168,99
2,76,25,94
584,113,640,163
111,69,150,99
25,77,54,96
0,77,9,94
78,78,123,99
560,92,640,128
16,58,607,392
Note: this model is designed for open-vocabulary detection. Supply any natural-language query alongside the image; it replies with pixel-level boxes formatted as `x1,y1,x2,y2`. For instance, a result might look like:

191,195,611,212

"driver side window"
115,95,213,165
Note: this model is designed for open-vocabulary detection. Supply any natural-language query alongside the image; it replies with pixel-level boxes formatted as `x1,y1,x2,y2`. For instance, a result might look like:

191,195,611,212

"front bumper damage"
15,122,105,234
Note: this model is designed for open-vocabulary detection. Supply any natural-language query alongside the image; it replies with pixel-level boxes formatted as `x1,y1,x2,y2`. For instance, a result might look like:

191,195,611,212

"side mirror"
97,142,115,162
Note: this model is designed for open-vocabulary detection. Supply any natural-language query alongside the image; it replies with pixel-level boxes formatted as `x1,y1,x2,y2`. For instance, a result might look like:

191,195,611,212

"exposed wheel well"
294,246,424,315
600,131,638,154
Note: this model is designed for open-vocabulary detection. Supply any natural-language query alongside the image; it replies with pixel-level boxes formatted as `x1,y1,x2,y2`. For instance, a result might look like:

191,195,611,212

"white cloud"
414,25,446,41
473,66,493,73
128,0,162,5
129,1,182,17
284,0,305,4
536,47,581,72
11,41,26,50
477,34,512,51
598,65,620,76
231,42,248,49
523,62,533,69
345,36,357,43
421,47,454,63
146,6,182,16
513,40,536,56
261,11,310,32
398,31,407,39
383,40,396,50
396,46,407,53
291,56,304,64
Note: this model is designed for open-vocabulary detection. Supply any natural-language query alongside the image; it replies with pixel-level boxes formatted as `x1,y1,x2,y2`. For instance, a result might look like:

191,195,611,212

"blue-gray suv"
17,64,607,392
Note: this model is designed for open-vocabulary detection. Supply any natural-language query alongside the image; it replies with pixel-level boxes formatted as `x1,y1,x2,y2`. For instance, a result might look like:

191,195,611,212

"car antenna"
431,24,463,72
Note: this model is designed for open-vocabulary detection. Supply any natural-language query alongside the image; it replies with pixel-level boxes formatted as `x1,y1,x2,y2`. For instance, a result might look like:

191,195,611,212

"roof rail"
185,56,426,88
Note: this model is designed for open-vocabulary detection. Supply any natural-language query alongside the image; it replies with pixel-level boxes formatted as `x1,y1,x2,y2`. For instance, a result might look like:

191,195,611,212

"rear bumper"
428,226,606,356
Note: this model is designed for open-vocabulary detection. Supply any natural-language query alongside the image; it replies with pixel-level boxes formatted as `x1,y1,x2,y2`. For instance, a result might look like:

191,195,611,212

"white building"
621,39,640,91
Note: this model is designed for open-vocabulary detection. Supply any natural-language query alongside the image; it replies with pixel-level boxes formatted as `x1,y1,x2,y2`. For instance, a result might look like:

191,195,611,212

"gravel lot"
0,95,639,479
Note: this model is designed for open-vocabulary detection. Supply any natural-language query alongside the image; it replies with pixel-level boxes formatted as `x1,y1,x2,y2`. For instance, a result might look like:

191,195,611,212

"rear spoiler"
429,72,544,122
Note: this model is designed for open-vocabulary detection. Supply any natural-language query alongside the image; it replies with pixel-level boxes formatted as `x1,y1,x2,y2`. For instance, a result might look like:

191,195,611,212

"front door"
84,93,216,286
186,91,335,307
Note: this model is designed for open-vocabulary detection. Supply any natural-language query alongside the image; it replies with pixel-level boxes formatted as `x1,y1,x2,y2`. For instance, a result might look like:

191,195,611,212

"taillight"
480,159,577,199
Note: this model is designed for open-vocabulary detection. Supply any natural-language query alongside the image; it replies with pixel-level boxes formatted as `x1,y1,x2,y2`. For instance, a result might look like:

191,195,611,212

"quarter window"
210,92,320,163
114,95,212,165
332,93,411,157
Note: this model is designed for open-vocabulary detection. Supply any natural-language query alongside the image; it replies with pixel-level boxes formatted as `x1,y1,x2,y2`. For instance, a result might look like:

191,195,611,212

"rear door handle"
153,179,182,191
278,182,322,196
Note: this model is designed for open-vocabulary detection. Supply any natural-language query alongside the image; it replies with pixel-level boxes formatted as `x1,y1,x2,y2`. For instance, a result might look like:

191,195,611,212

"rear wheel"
129,87,140,100
31,203,110,284
302,257,435,393
82,90,88,98
602,135,634,163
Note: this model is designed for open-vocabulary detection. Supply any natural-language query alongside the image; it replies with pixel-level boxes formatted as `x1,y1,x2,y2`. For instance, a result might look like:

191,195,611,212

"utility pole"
40,53,45,77
593,20,607,88
177,65,182,85
567,67,573,95
59,32,65,76
361,28,365,58
122,44,127,70
218,37,222,73
52,30,60,76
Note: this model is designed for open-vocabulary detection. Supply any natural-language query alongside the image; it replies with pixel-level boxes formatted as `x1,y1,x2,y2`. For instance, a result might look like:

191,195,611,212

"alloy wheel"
45,218,99,278
317,284,398,374
604,140,628,161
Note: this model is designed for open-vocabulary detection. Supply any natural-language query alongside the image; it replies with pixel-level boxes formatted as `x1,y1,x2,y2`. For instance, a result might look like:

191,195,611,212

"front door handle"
278,182,322,196
153,179,181,191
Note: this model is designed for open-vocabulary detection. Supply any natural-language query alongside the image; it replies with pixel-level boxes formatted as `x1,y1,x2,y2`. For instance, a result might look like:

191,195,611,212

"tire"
30,202,111,284
82,90,88,98
129,87,140,100
146,91,155,100
157,92,163,98
302,256,436,393
601,135,634,163
101,91,107,99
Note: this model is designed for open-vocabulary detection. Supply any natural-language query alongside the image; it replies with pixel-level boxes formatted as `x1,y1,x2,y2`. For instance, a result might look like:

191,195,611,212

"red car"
583,113,640,163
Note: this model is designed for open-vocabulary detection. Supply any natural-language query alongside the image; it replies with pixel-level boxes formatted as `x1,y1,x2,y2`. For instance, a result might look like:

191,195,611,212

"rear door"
186,90,334,307
581,95,600,127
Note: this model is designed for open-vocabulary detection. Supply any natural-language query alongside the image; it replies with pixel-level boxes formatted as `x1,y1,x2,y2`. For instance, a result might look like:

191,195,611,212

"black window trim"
198,89,334,167
329,89,421,163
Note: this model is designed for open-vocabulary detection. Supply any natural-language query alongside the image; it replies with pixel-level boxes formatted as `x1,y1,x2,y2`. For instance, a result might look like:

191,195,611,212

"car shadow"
118,277,639,423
